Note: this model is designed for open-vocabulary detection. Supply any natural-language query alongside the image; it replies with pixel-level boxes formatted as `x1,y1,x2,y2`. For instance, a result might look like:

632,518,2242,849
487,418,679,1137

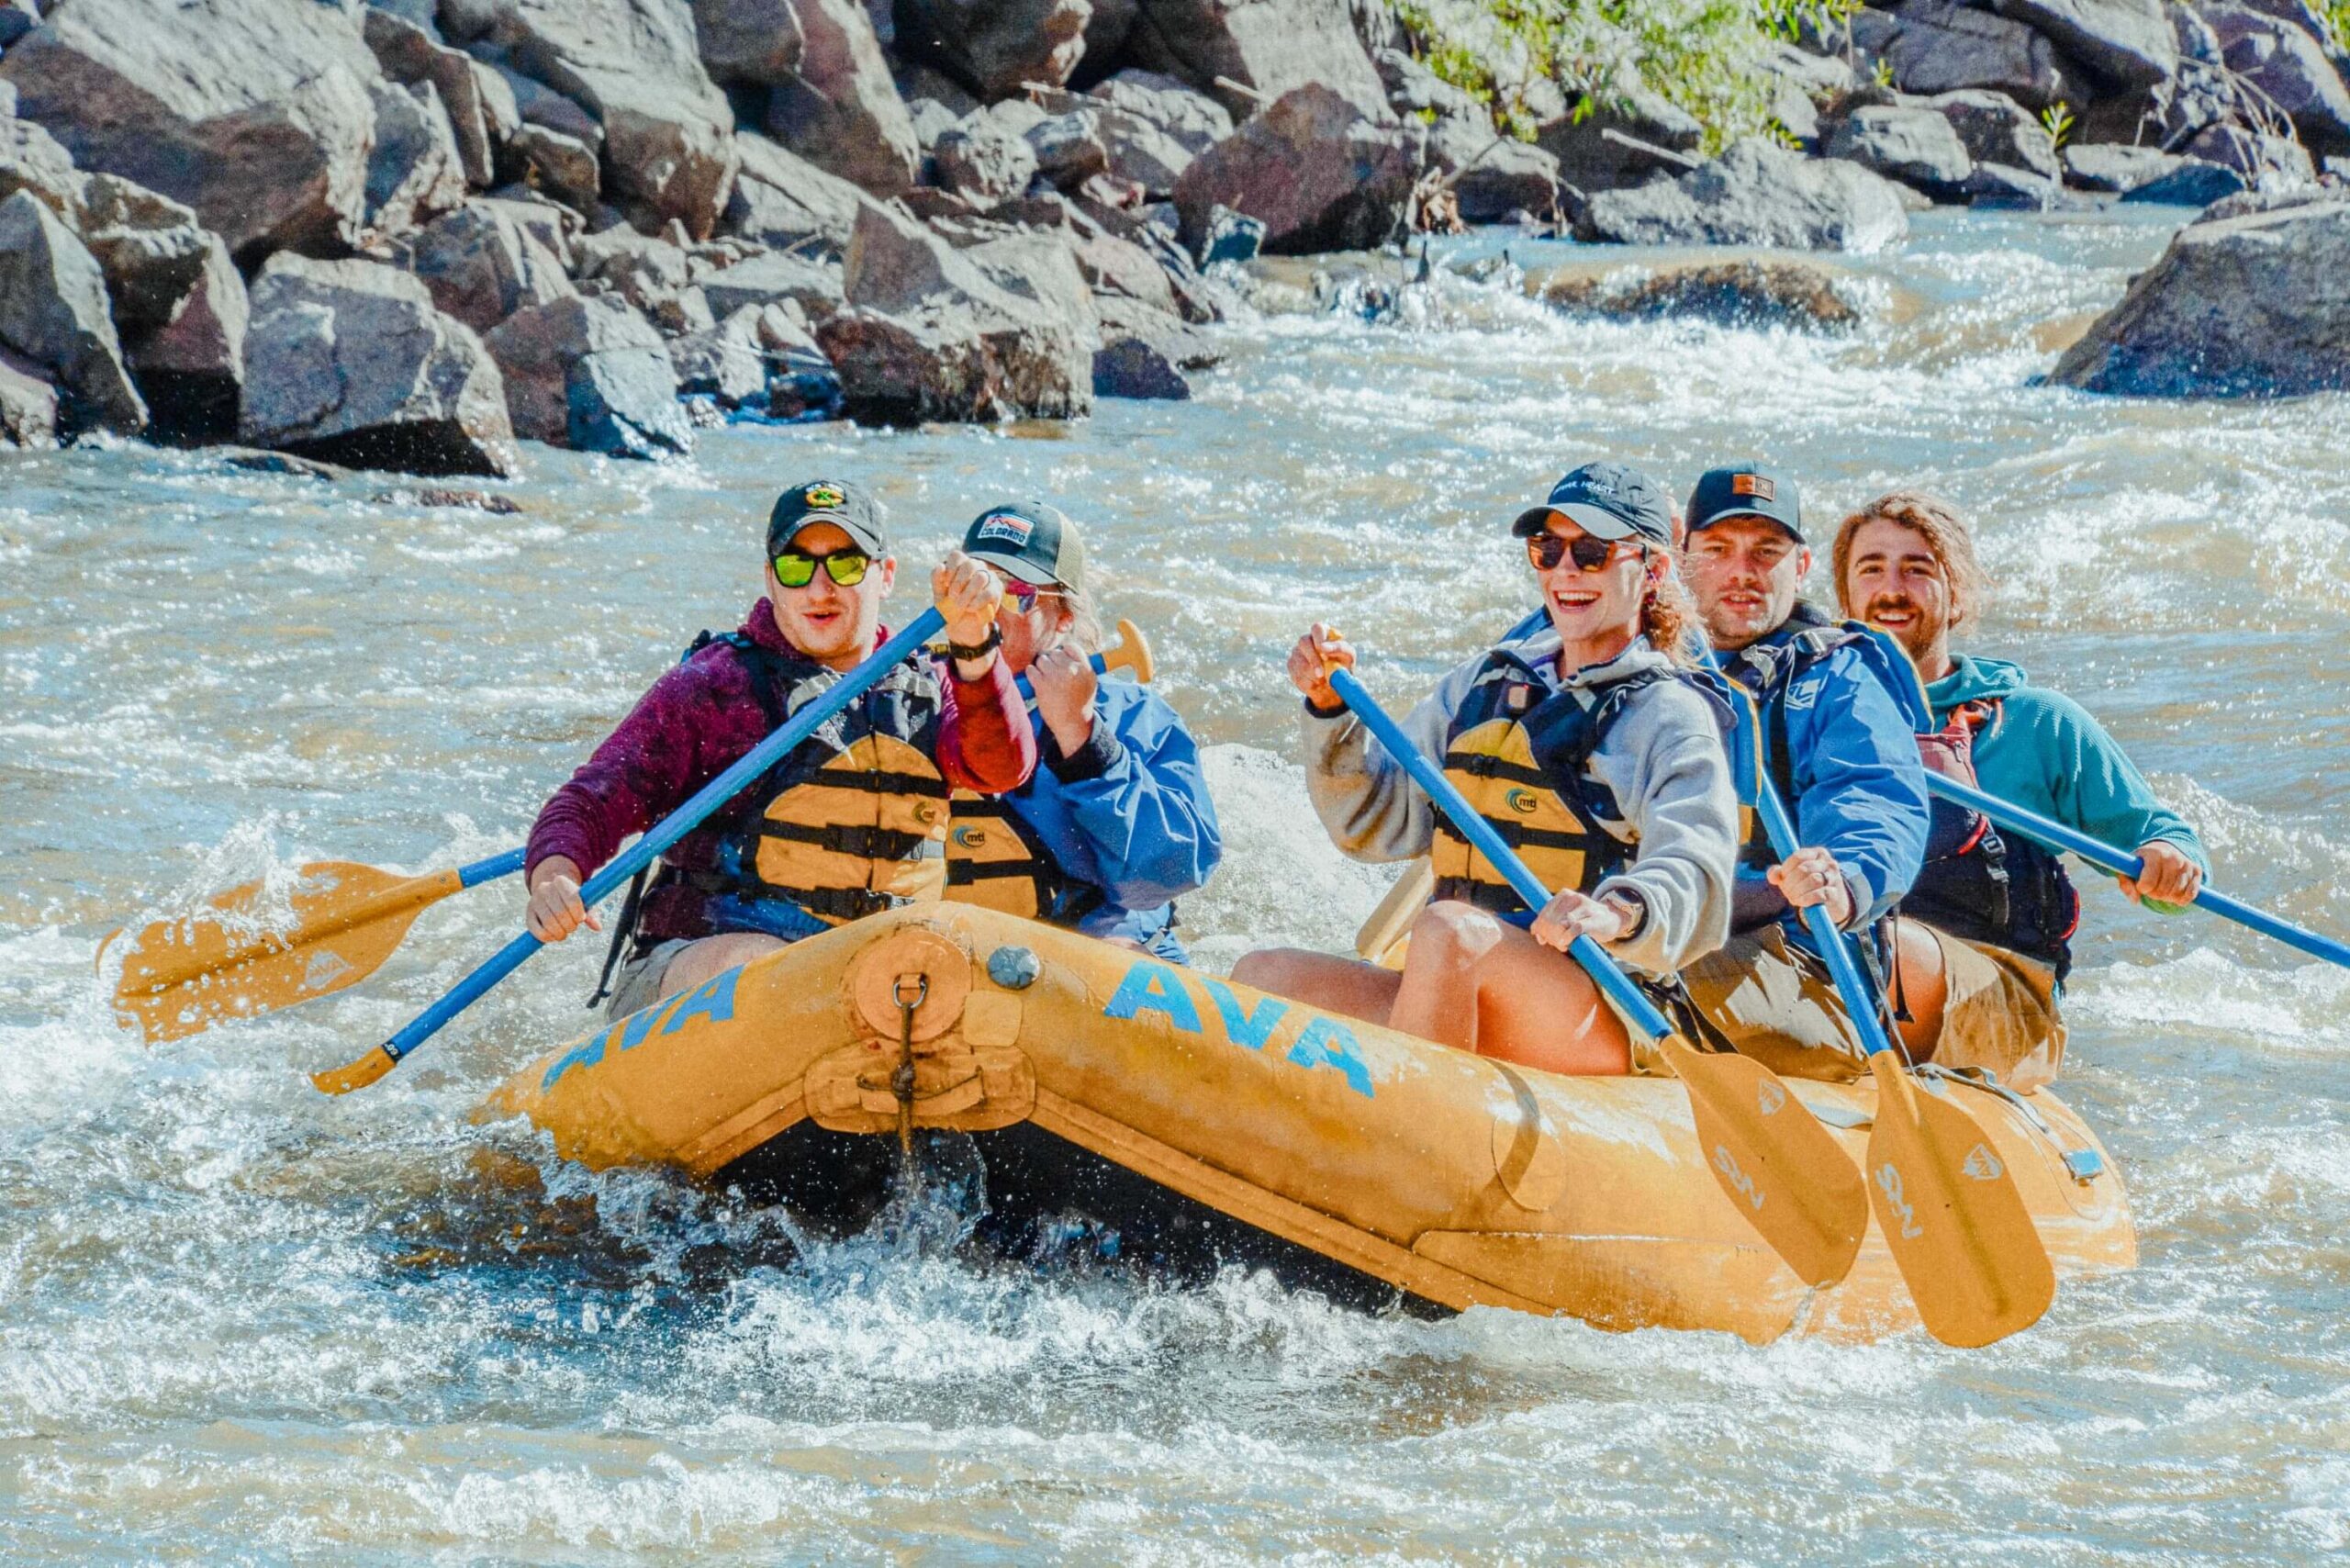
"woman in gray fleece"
1232,463,1740,1075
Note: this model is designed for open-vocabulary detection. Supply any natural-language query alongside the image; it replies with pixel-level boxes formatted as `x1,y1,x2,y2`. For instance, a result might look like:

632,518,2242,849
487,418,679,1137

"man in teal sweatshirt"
1832,491,2206,1089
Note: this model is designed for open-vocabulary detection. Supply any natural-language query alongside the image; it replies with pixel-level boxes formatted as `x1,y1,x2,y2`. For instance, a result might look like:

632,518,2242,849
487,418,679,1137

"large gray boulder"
1172,84,1419,255
409,200,577,333
1827,103,1975,201
73,175,247,442
1927,89,2061,182
1578,138,1910,252
0,190,146,437
1089,68,1233,156
1124,0,1388,120
1986,0,2176,87
491,0,740,236
1858,2,2089,111
0,115,89,230
2063,141,2185,192
364,6,502,187
723,131,865,255
364,81,470,237
813,198,1091,422
692,0,805,84
484,293,693,457
893,0,1093,99
699,248,848,317
240,253,516,476
2204,4,2350,157
760,0,922,194
2051,198,2350,396
0,0,381,262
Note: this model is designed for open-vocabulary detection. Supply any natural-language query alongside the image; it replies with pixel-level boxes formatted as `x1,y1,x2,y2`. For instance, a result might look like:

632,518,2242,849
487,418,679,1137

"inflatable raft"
486,904,2135,1341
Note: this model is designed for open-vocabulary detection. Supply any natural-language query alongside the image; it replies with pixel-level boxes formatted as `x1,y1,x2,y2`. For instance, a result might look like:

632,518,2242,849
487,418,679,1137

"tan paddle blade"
1865,1053,2057,1347
103,861,464,1043
1657,1033,1868,1288
1104,618,1155,684
1354,857,1435,962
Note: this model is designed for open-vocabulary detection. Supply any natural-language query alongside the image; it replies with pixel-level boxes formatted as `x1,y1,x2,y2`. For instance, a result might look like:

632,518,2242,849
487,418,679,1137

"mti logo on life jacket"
951,824,986,849
1504,787,1541,815
974,513,1034,547
912,800,937,824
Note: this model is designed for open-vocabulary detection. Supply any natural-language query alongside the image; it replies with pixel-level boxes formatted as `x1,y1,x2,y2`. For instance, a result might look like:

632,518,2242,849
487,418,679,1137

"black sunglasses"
1527,533,1639,573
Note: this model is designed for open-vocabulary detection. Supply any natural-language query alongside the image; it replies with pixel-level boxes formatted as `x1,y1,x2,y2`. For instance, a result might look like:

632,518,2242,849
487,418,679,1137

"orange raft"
486,903,2135,1341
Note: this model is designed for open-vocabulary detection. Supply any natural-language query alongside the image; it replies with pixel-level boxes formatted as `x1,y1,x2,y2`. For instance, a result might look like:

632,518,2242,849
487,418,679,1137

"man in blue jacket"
1835,490,2205,1089
1676,465,1931,1081
945,501,1221,961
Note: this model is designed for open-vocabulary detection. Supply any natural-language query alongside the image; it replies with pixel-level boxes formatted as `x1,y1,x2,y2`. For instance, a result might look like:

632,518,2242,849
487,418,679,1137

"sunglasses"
1528,533,1639,574
772,549,870,589
1002,579,1057,611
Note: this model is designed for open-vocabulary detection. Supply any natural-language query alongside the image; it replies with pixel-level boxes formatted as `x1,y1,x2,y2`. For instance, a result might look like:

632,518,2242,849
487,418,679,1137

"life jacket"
943,789,1103,924
1429,648,1739,916
1719,608,1878,888
1901,698,2081,981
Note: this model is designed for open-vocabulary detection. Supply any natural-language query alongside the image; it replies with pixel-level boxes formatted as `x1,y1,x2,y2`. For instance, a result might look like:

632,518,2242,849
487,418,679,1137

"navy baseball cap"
1686,465,1802,542
961,501,1086,595
1512,462,1675,548
768,478,887,555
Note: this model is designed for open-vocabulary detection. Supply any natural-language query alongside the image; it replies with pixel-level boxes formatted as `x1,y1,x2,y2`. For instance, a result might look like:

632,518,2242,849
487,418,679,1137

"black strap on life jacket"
944,793,1107,924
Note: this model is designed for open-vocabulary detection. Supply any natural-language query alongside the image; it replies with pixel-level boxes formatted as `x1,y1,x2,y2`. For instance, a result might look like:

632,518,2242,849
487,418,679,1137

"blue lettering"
1199,976,1288,1051
660,966,741,1035
1102,961,1202,1034
541,1031,608,1092
617,992,682,1051
1287,1016,1375,1098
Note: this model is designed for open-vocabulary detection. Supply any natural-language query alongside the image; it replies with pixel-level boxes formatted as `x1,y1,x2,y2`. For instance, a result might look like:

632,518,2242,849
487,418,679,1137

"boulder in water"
1827,103,1975,202
2050,197,2350,397
240,252,516,477
1541,259,1863,331
1173,84,1419,256
485,294,694,458
2120,157,2246,205
1093,334,1190,398
2063,141,2184,193
1577,139,1910,252
0,189,145,438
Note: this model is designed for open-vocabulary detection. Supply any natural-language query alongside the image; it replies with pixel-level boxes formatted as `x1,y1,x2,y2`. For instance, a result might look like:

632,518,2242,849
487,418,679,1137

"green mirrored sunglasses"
772,549,871,589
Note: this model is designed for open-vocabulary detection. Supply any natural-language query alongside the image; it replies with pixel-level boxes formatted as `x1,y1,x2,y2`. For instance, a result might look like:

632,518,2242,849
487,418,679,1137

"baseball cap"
1686,465,1803,542
768,478,887,556
1511,462,1675,548
960,501,1086,596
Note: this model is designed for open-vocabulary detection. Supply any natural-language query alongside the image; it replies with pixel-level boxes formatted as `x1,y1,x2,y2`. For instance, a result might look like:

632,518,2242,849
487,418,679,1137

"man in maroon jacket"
523,478,1036,1017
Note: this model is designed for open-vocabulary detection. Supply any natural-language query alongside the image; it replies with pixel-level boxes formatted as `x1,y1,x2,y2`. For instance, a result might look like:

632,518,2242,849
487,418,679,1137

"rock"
1172,84,1419,255
1927,89,2060,182
1028,111,1111,189
490,0,739,236
894,61,981,118
1123,0,1388,120
762,0,921,195
1071,227,1181,315
1093,334,1189,398
1963,161,2063,207
72,174,247,442
699,248,848,316
484,293,693,456
813,197,1091,421
1985,0,2177,88
691,0,805,84
2204,4,2350,157
240,252,515,476
487,56,606,151
907,97,963,150
723,131,865,255
0,190,144,437
1535,88,1704,196
893,0,1092,100
1426,124,1561,224
364,6,500,187
2120,156,2247,204
1064,99,1198,197
1540,259,1862,330
2185,123,2319,185
1577,138,1910,252
0,114,88,230
370,486,527,512
494,124,596,213
668,300,786,403
0,0,34,50
0,348,58,449
410,200,577,332
1,0,380,263
935,112,1042,201
2051,197,2350,395
1093,288,1219,363
1864,2,2088,112
1827,103,1975,200
2063,141,2184,191
365,80,470,237
1089,68,1233,156
1195,203,1263,263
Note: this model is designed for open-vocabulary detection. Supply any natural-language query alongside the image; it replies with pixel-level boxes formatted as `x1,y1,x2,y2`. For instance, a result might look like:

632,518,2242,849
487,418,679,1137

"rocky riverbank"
0,0,2345,473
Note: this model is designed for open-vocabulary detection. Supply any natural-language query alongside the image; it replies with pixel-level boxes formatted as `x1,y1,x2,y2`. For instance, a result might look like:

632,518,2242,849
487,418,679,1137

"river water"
5,207,2349,1562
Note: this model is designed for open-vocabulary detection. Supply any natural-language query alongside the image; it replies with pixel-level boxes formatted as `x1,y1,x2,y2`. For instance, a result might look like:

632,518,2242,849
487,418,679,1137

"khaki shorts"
1679,925,1870,1082
1923,927,2065,1092
604,937,693,1022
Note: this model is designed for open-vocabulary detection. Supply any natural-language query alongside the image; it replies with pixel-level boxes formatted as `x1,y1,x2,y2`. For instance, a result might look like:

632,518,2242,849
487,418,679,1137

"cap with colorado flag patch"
960,501,1087,596
1685,464,1803,542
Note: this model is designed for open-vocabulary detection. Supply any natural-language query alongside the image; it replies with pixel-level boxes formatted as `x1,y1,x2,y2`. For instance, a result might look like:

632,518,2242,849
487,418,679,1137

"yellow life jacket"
943,790,1100,924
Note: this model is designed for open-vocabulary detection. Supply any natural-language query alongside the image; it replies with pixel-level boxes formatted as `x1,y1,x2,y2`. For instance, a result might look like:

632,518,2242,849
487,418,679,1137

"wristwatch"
947,622,1002,661
1599,889,1647,939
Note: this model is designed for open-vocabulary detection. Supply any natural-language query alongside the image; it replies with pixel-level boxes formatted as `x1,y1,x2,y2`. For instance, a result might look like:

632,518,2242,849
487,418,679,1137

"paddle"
313,606,954,1094
1325,666,1869,1288
1720,669,2055,1347
107,631,1154,1047
1925,773,2350,971
102,848,526,1045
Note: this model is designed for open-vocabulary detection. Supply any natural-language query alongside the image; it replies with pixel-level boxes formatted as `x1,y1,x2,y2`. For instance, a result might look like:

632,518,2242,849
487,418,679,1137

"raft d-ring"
893,973,930,1011
848,924,969,1041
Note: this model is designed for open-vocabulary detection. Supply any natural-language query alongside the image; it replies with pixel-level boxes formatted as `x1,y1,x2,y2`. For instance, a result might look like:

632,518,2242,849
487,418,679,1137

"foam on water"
6,209,2350,1562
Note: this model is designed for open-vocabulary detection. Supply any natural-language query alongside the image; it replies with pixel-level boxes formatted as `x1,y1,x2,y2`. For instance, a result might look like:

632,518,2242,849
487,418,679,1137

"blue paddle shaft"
1326,666,1676,1042
1013,649,1109,700
378,608,950,1063
1925,772,2350,971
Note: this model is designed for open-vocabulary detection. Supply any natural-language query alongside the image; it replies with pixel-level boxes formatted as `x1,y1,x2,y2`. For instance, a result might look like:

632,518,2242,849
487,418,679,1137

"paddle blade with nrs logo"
1865,1053,2056,1347
1656,1033,1867,1289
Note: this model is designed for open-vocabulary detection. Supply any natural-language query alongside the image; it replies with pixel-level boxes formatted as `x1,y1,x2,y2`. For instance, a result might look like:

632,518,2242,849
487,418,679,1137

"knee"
1409,900,1504,964
1230,948,1294,991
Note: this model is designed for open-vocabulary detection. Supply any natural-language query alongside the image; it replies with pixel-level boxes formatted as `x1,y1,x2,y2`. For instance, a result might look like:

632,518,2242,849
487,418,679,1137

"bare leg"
656,932,786,1002
1390,901,1631,1076
1889,917,1948,1060
1230,946,1404,1028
